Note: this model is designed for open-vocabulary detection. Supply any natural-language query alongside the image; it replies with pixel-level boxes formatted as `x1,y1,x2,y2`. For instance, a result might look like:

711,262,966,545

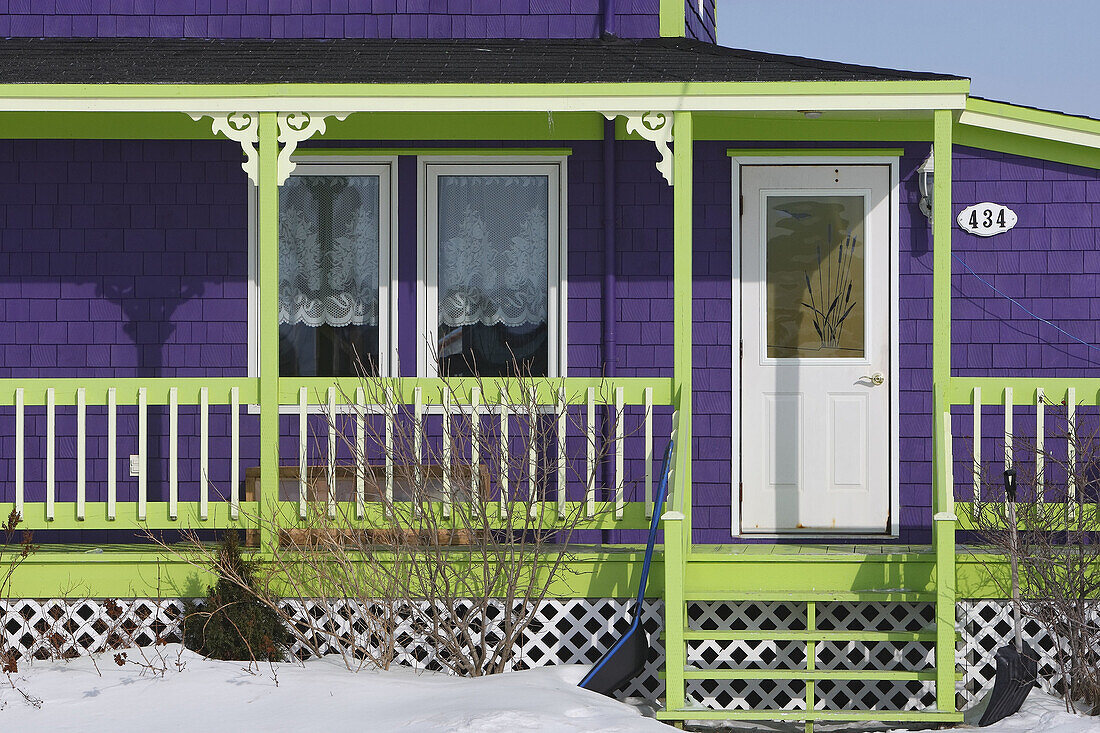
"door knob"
860,372,885,386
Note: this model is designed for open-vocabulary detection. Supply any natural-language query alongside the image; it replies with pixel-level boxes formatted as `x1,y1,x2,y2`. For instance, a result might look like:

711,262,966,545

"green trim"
946,377,1100,405
257,112,280,552
683,669,937,681
696,116,933,142
0,79,972,99
3,502,259,530
657,710,963,722
727,147,906,158
0,378,257,406
660,0,686,37
0,111,215,139
956,124,1100,170
966,97,1100,137
681,630,938,642
297,147,573,158
277,377,674,405
328,112,602,141
931,111,953,386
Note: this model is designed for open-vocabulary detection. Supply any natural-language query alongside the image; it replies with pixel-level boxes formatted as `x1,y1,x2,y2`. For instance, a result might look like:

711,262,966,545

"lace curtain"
437,175,549,328
279,175,380,328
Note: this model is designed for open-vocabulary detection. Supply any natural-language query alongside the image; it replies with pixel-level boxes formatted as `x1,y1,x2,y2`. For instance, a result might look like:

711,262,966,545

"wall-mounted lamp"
918,146,934,220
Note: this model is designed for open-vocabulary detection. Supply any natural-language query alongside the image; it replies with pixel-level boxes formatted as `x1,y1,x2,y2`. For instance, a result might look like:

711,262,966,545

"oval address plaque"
957,202,1018,237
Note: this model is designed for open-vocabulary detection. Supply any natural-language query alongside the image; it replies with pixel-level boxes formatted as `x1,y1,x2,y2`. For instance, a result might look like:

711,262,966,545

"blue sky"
716,0,1100,118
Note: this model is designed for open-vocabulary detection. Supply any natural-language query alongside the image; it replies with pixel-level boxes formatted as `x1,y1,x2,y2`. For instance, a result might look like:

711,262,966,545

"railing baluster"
615,386,624,520
443,388,452,518
230,386,239,520
1035,387,1044,500
138,387,147,521
972,386,981,517
327,386,336,519
557,385,566,519
76,387,86,521
471,387,482,508
169,386,178,520
1068,387,1077,501
299,386,308,519
1003,386,1013,472
14,388,24,516
528,386,538,519
200,386,209,521
414,386,424,511
586,386,596,518
644,386,654,518
385,385,395,510
499,393,509,519
46,387,55,521
107,387,117,520
356,386,366,520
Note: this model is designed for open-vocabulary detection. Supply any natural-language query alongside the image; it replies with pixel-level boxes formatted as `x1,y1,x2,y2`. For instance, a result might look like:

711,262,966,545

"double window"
250,156,566,380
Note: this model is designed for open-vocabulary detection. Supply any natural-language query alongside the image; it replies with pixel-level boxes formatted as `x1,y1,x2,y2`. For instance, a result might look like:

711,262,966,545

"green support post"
257,112,280,552
672,110,694,541
931,108,957,714
662,513,686,714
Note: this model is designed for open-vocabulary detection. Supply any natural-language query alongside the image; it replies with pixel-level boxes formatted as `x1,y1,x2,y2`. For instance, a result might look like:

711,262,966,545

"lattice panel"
4,597,1079,713
959,599,1100,709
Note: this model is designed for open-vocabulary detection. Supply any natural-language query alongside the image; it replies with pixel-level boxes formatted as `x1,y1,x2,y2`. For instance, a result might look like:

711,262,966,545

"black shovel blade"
977,644,1038,727
578,625,648,696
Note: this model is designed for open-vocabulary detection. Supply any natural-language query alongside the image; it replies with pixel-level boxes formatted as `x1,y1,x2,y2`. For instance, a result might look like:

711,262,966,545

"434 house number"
957,202,1018,237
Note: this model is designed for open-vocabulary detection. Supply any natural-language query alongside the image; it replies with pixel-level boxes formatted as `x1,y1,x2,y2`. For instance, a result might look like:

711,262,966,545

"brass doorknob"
860,372,885,386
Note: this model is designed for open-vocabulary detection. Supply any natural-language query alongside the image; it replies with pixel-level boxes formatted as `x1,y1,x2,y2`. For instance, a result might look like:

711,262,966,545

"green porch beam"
257,111,280,553
932,109,953,386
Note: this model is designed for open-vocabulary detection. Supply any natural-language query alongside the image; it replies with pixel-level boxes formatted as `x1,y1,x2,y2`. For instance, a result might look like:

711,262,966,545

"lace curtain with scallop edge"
278,175,380,328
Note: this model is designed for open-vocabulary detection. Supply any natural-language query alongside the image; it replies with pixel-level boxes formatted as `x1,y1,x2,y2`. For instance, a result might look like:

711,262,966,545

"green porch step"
681,589,936,602
679,668,952,682
678,629,942,642
656,708,964,723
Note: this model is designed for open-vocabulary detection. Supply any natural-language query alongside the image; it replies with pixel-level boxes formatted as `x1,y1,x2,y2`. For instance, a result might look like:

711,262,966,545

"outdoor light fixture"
918,146,935,220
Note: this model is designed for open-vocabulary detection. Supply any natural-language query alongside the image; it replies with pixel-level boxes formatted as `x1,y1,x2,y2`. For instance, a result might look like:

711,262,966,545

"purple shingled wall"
2,138,1099,544
685,0,715,43
0,1,660,39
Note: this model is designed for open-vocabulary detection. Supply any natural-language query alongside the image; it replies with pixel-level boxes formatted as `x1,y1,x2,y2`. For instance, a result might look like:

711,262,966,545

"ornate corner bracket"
276,111,349,185
189,111,260,184
188,111,350,185
603,111,675,185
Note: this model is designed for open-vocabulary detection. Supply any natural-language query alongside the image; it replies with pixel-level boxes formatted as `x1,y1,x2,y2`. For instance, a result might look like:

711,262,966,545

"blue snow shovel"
579,440,674,696
977,467,1038,727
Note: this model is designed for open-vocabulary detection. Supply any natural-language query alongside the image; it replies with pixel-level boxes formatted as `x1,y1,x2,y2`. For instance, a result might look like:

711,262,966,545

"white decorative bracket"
276,111,349,185
603,111,675,185
189,111,260,184
188,110,349,186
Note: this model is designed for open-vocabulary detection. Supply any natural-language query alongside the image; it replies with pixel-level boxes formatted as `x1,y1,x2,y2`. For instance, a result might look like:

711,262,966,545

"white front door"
739,164,892,534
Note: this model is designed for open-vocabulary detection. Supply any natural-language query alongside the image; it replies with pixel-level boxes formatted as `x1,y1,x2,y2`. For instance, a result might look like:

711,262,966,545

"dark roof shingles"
0,37,965,85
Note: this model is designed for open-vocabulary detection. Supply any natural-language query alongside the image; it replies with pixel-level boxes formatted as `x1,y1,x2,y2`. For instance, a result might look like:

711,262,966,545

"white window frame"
417,156,568,378
248,157,399,400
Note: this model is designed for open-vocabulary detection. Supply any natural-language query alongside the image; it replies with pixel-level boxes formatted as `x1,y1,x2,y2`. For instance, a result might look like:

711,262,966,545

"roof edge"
961,98,1100,151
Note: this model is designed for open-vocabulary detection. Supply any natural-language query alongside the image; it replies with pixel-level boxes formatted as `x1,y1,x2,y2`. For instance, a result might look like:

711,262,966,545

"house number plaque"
957,202,1018,237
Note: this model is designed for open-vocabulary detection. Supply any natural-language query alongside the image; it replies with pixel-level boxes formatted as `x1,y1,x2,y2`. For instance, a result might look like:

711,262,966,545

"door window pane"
766,195,865,358
436,174,549,377
279,175,381,376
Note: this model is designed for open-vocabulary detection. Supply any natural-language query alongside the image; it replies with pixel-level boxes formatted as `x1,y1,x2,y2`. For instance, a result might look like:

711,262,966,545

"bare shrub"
970,402,1100,713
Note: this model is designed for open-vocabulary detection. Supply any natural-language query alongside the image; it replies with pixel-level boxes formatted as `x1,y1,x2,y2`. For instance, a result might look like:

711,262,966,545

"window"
250,161,395,379
421,160,566,378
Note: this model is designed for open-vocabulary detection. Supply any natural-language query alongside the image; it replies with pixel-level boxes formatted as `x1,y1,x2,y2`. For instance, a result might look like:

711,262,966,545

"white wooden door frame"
729,156,901,538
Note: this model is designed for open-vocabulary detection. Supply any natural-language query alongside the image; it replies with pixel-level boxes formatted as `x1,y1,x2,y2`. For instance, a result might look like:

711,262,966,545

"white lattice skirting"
1,598,1086,711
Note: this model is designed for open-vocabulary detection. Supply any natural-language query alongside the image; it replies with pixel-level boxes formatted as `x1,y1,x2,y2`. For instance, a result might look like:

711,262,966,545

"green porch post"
672,110,694,534
257,112,280,551
931,108,957,713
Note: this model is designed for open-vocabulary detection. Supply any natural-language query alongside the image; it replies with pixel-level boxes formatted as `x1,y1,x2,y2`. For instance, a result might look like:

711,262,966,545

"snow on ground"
2,646,1097,732
0,645,668,732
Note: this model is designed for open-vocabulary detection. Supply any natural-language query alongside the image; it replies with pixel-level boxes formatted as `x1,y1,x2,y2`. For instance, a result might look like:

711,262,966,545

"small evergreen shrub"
183,531,290,662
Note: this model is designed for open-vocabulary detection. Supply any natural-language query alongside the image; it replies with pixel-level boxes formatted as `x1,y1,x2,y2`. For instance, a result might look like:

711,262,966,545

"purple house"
1,1,1097,727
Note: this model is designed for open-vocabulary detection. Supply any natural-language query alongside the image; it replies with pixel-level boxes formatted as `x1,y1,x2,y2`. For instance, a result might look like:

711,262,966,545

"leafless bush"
152,360,634,676
1,510,36,676
970,404,1100,713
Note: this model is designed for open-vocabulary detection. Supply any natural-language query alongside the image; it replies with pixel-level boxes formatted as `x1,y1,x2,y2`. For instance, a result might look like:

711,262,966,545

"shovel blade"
977,644,1038,727
578,626,648,697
